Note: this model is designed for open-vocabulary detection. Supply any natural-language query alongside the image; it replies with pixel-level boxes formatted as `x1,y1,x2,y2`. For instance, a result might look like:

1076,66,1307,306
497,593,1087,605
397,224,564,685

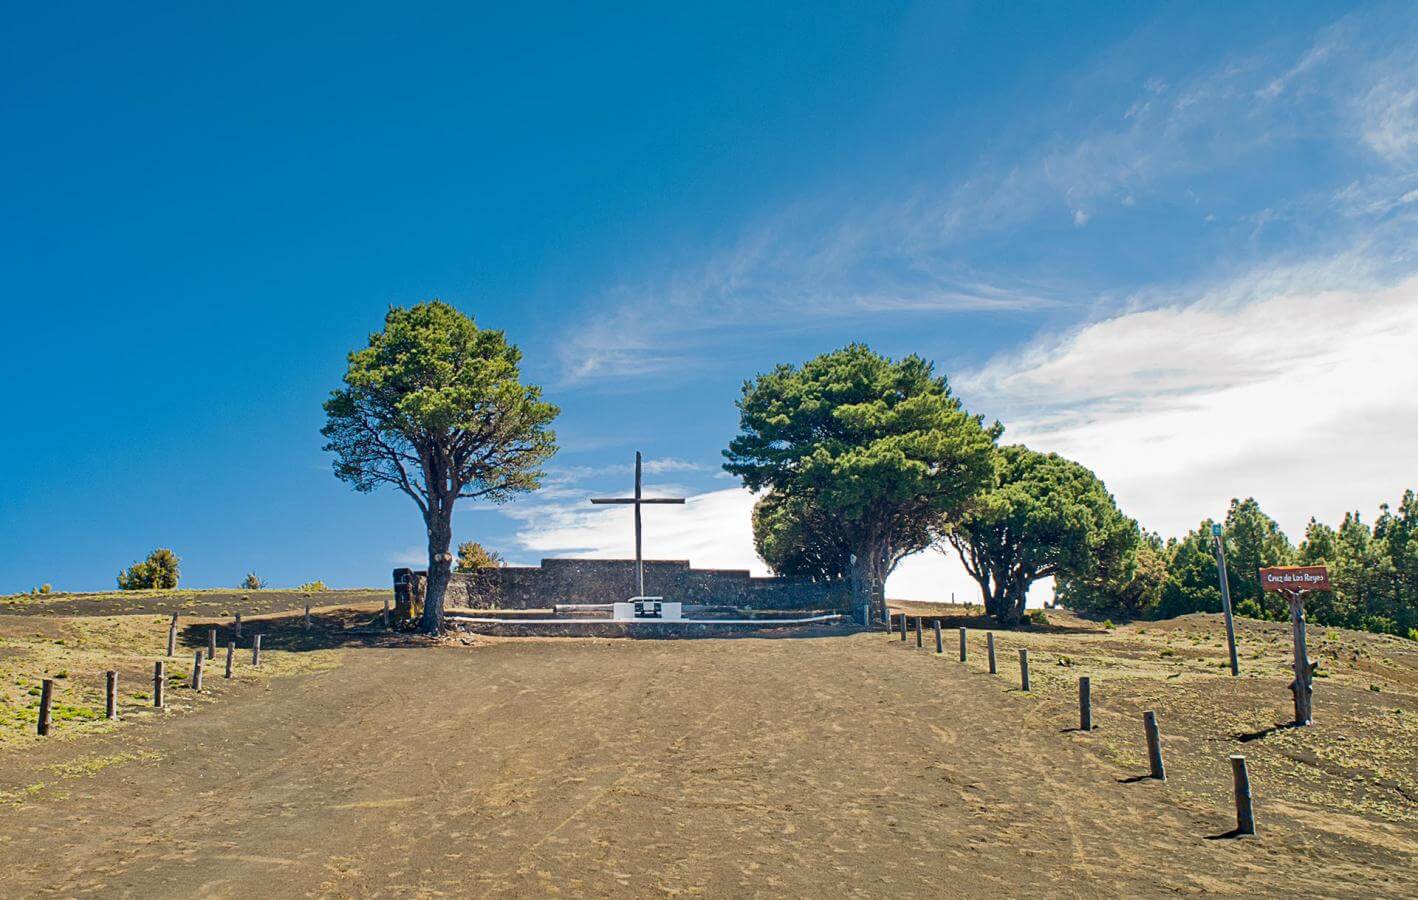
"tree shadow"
177,607,425,654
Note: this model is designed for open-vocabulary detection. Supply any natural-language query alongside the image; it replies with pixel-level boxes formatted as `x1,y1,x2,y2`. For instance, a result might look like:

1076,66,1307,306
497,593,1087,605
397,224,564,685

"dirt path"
0,629,1411,897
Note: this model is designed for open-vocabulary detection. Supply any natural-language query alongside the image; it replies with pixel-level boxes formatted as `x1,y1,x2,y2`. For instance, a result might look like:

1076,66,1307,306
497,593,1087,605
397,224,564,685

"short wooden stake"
958,627,967,663
899,614,907,642
191,650,204,691
304,604,311,629
915,617,923,648
1079,676,1092,731
166,612,178,657
1143,711,1165,780
252,634,262,667
933,620,943,654
1230,754,1256,836
207,627,217,660
153,661,165,707
987,632,997,674
1019,648,1031,692
225,642,235,678
383,597,391,629
105,670,118,719
37,678,54,736
234,613,243,639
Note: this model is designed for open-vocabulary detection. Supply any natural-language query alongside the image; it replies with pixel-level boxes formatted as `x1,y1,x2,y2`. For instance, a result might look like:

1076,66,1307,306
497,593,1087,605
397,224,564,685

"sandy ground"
1,614,1414,898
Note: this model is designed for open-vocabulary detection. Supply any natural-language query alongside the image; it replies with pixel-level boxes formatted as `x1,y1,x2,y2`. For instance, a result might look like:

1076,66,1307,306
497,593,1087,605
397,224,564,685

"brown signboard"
1258,565,1331,593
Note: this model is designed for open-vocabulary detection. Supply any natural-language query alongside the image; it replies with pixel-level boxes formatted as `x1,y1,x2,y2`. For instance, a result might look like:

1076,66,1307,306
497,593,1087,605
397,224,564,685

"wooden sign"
1258,565,1331,593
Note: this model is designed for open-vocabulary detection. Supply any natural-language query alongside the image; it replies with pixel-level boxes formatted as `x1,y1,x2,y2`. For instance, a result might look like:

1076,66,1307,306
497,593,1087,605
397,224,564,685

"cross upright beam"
590,451,686,597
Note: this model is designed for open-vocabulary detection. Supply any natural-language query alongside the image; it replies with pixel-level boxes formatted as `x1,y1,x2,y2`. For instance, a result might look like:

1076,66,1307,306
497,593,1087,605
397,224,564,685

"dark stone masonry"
394,558,847,613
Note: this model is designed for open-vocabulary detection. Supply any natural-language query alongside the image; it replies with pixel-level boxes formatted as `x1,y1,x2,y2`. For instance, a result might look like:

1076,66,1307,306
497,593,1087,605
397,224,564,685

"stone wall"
395,558,847,613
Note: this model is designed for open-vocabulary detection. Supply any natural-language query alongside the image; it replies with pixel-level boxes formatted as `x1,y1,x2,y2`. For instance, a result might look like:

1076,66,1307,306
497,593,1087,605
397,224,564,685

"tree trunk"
421,511,454,634
850,541,890,623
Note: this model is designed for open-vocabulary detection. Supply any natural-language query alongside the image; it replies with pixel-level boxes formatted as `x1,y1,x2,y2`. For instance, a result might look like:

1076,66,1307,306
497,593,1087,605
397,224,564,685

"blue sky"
4,2,1417,597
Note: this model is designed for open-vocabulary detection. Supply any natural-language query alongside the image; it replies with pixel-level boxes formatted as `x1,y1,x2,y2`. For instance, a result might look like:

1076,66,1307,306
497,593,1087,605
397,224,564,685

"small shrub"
1234,598,1263,619
298,580,327,592
117,548,180,590
1408,628,1418,642
1370,684,1382,693
455,541,505,573
239,572,267,590
1102,619,1115,630
1159,649,1175,657
1027,610,1049,628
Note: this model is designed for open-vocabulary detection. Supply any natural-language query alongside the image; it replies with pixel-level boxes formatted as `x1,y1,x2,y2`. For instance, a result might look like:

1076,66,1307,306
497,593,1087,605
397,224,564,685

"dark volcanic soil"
1,619,1413,897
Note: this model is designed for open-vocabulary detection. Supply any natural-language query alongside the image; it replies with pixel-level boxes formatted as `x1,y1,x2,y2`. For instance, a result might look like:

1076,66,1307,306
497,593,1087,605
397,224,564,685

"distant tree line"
1061,494,1418,639
726,344,1416,640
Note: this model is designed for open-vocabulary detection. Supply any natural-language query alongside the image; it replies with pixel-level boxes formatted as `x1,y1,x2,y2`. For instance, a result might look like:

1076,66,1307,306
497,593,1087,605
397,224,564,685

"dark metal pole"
1213,527,1240,676
634,451,643,597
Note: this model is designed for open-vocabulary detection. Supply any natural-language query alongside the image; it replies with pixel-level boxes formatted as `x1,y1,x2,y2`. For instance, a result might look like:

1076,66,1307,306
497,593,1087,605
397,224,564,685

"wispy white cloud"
556,7,1418,387
961,268,1418,540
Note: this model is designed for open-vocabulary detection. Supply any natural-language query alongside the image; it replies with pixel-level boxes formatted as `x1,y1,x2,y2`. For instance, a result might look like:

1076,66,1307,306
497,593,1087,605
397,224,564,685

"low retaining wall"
393,558,848,618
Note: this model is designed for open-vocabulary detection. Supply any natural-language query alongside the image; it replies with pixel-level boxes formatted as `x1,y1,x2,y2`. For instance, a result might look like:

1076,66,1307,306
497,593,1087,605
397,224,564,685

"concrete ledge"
447,614,848,639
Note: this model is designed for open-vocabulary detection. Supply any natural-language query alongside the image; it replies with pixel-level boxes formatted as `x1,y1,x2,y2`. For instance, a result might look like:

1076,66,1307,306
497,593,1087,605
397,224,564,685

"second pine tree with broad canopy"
725,344,1142,626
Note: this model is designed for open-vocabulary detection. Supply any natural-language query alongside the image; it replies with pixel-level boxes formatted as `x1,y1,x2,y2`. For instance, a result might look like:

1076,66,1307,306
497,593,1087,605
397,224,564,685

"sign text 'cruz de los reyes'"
1257,565,1332,593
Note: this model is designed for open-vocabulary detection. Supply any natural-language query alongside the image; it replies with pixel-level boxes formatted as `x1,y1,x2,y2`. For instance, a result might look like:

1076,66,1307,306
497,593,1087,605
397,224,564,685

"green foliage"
1057,530,1167,620
298,581,327,592
950,445,1139,626
454,541,505,573
322,301,558,633
116,548,180,590
1102,490,1418,640
1027,609,1050,628
239,572,266,590
1234,597,1264,619
724,344,998,616
751,489,852,582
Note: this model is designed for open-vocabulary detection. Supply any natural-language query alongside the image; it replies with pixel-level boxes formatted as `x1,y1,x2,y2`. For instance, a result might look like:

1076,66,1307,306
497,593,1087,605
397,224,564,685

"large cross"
590,451,686,598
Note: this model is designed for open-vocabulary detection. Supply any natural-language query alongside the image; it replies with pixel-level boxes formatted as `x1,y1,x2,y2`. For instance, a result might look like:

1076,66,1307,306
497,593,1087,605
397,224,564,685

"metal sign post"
1212,524,1240,677
1259,565,1330,726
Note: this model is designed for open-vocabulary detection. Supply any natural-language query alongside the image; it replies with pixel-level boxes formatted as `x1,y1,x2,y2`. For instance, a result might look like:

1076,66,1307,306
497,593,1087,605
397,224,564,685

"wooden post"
1230,754,1256,836
191,650,204,691
225,642,235,678
252,634,262,667
166,612,178,657
1287,590,1313,726
934,620,943,654
37,678,54,736
207,627,217,660
234,613,242,639
105,670,118,719
383,597,391,629
899,614,907,642
1143,711,1165,780
153,661,165,707
1079,676,1092,731
915,617,923,648
987,632,997,674
1018,648,1030,692
304,603,311,629
958,627,967,663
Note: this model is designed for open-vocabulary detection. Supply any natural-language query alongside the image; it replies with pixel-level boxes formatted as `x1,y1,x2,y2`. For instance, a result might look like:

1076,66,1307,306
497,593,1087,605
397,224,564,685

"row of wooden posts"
36,599,396,739
887,612,1257,838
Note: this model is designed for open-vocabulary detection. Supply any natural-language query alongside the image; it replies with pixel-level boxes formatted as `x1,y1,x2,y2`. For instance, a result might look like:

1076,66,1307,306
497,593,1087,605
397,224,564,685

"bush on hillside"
239,572,267,590
117,548,180,590
298,580,327,592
